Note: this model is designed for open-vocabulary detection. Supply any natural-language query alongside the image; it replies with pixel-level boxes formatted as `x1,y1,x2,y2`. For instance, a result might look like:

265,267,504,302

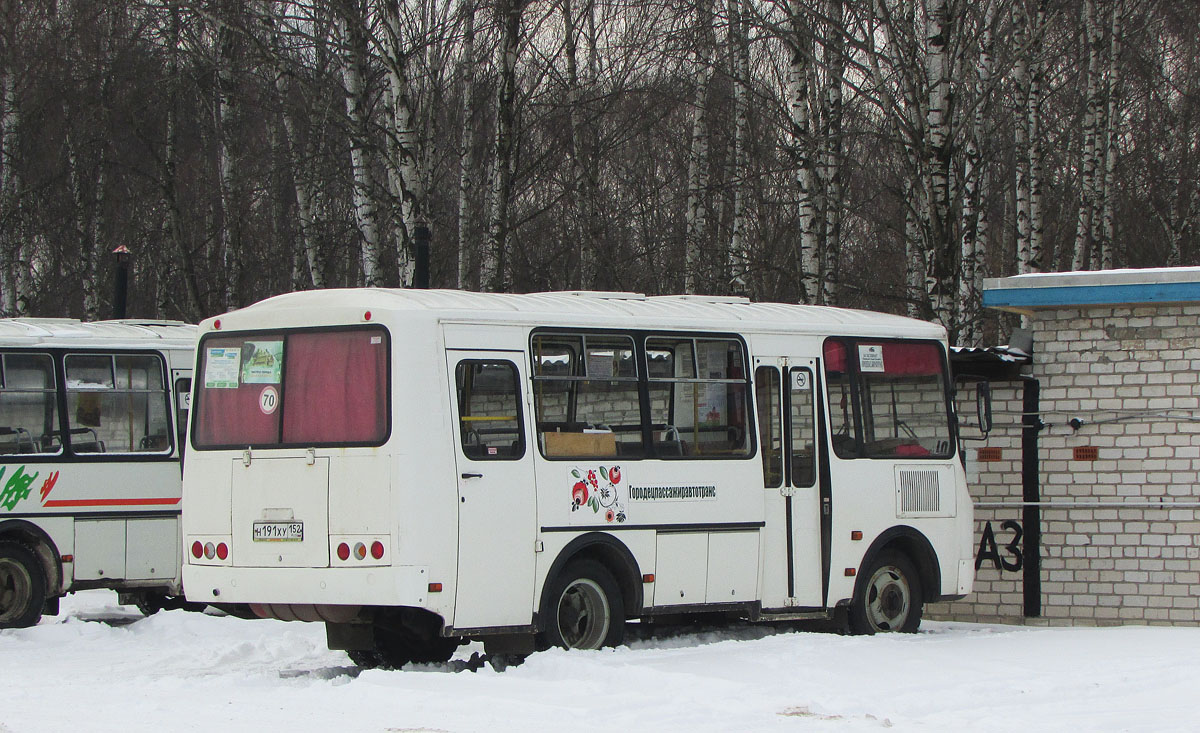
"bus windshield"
193,326,389,449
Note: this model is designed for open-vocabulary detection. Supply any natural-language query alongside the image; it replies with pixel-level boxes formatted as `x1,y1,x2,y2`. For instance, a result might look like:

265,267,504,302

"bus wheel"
543,559,625,650
0,542,46,629
350,611,461,669
849,551,922,634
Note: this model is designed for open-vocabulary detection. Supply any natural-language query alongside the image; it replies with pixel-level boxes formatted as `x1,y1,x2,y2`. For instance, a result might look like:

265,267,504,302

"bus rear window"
193,327,389,449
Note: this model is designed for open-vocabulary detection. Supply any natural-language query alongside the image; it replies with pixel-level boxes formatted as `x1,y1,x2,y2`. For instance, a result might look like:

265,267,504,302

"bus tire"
350,610,461,669
0,542,46,629
849,550,922,634
542,559,625,650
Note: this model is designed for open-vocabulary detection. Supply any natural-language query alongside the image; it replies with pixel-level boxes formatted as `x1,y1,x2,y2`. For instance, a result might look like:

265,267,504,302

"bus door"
445,351,536,630
755,358,822,609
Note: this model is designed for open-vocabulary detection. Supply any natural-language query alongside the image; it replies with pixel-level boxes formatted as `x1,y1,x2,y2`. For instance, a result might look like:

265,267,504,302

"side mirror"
976,381,993,435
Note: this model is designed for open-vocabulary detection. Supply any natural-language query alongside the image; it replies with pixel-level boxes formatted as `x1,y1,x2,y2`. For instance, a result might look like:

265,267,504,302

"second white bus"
0,318,195,627
182,290,974,665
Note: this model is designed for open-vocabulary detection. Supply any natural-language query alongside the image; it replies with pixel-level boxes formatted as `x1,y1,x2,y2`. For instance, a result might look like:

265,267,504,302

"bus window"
822,339,952,459
193,327,388,449
0,353,61,455
65,354,172,454
455,361,525,460
754,366,782,487
857,342,952,458
789,369,816,486
647,337,750,457
532,333,643,458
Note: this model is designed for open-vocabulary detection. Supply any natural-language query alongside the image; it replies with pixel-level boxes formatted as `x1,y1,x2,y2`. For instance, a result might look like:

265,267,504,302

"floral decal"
569,465,626,523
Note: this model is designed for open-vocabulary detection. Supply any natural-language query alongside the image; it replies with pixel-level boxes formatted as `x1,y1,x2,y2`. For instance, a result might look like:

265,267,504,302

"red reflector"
337,543,350,561
214,319,222,329
370,541,384,560
61,554,74,563
216,543,228,560
845,568,856,577
364,311,372,321
428,582,442,593
851,531,863,541
642,574,655,583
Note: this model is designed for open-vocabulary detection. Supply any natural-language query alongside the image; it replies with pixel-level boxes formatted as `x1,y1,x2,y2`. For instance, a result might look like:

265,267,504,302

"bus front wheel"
0,542,46,629
542,559,625,650
849,550,922,634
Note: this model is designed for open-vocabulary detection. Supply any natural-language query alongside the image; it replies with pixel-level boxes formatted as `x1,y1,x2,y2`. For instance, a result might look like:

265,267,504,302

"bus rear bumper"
183,564,432,610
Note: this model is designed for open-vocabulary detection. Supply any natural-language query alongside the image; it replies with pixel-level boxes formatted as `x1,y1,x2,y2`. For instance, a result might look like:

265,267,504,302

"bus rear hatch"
231,456,330,567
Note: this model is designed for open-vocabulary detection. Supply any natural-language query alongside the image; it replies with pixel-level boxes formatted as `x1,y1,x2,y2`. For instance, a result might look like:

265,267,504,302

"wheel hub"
557,578,610,649
866,567,910,631
0,559,32,624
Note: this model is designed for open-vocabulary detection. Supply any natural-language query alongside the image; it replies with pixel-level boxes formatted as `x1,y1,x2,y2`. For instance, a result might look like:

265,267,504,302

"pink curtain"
282,330,387,444
194,339,279,447
823,340,943,377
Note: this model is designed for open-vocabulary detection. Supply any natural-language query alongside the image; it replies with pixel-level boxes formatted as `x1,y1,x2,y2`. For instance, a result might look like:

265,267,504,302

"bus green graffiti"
0,465,39,511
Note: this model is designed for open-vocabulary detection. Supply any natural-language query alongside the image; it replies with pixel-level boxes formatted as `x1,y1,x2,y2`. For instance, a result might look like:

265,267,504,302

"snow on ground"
1,591,1197,733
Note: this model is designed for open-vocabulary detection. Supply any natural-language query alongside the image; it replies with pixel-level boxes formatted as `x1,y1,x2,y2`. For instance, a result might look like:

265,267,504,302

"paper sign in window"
858,344,885,372
241,341,283,384
205,347,241,389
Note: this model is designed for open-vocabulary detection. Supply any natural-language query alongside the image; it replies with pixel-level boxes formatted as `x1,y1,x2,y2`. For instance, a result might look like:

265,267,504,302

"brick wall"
927,304,1200,626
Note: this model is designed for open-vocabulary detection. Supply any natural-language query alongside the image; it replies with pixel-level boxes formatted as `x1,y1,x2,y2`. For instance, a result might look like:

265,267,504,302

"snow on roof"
210,289,946,339
982,267,1200,312
0,318,197,349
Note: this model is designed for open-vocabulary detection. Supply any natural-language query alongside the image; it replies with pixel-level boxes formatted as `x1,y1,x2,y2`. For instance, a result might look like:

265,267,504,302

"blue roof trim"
983,281,1200,309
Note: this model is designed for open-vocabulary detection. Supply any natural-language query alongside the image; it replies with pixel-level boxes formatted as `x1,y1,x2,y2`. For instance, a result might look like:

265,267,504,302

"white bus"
183,290,974,665
0,318,195,627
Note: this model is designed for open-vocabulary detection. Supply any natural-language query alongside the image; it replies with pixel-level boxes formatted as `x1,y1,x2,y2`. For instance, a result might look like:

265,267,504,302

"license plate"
253,521,304,542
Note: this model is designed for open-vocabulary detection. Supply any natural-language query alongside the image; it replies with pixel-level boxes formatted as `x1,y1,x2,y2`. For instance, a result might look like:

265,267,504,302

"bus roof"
0,318,197,349
206,289,945,340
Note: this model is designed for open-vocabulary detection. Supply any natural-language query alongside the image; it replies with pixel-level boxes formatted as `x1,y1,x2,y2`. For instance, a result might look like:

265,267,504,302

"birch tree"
683,0,714,293
336,0,384,286
483,0,525,292
456,0,477,289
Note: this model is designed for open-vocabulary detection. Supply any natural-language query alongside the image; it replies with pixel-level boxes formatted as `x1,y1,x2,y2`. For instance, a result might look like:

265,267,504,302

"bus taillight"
337,543,351,561
191,541,203,559
370,541,384,560
216,543,229,561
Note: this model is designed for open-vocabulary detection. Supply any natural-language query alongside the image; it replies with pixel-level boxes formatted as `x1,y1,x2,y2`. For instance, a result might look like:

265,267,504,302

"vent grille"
899,469,940,514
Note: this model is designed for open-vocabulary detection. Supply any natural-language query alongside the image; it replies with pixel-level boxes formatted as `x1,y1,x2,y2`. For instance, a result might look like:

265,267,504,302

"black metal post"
1022,376,1042,617
112,245,130,319
413,225,431,289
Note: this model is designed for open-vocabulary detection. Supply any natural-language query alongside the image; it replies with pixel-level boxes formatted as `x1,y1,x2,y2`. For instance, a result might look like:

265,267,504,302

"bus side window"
65,354,171,454
754,366,782,487
0,353,62,455
455,360,526,461
789,369,816,487
175,377,191,460
533,333,642,459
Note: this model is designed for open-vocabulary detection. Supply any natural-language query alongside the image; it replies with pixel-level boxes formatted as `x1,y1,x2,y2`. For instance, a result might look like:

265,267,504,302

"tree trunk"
1096,0,1124,270
1073,0,1103,270
456,0,477,289
787,0,819,304
820,0,846,306
484,0,523,292
0,66,19,315
959,0,995,346
683,0,713,293
923,0,955,328
338,0,383,286
727,0,750,293
215,4,241,307
381,0,422,287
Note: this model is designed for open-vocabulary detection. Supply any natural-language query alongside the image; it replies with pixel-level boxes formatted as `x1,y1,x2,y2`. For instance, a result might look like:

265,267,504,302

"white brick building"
927,268,1200,625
